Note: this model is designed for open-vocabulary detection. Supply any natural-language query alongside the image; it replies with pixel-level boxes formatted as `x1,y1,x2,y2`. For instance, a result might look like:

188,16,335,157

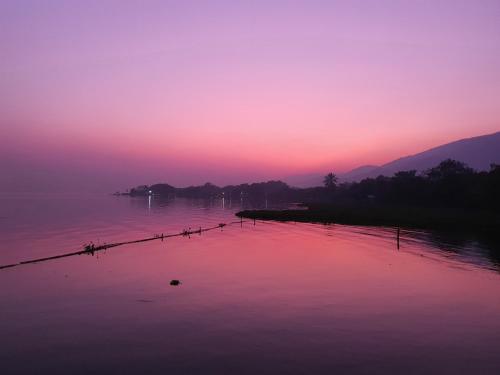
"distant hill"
283,173,324,188
283,131,500,186
338,165,379,182
340,131,500,182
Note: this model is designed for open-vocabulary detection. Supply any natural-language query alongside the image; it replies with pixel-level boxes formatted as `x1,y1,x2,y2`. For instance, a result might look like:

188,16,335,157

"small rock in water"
170,279,181,286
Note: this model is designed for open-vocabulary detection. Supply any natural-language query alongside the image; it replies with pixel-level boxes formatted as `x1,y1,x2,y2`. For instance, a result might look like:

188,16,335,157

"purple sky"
1,0,499,192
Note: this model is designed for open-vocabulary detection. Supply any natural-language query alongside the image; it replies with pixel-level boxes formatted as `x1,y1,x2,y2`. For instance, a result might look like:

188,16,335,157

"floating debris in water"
170,279,181,286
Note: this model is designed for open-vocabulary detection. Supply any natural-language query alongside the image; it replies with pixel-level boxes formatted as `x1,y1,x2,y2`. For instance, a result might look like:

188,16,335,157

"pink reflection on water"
1,194,500,374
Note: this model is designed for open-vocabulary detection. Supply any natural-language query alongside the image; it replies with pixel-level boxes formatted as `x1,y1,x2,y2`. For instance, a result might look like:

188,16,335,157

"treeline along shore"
238,160,500,234
121,159,500,234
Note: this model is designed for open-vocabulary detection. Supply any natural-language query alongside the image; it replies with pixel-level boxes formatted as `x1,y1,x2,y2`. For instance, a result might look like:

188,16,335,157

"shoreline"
236,204,500,235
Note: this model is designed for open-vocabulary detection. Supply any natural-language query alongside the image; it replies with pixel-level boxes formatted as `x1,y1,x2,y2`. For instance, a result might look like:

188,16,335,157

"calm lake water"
1,193,500,374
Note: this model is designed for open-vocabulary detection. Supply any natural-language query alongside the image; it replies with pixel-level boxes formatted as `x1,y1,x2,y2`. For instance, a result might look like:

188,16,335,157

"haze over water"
1,194,500,374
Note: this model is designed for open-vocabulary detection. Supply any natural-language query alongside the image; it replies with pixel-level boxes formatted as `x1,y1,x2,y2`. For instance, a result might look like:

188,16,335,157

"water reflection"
1,193,500,374
329,224,500,273
402,228,500,272
0,193,499,273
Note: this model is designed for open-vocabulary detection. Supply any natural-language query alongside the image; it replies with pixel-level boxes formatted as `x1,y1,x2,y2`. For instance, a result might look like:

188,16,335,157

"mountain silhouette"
341,131,500,182
285,131,500,186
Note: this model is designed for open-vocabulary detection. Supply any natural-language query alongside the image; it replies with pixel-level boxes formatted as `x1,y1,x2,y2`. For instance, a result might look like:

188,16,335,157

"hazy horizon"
2,4,500,373
2,1,500,192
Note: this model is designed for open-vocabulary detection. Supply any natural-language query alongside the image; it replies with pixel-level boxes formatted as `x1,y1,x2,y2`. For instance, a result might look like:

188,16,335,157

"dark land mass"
237,160,500,235
121,159,500,234
289,131,500,186
118,180,306,206
236,204,499,234
341,131,500,182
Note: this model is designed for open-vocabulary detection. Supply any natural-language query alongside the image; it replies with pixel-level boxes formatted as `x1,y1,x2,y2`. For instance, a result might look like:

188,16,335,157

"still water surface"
1,193,500,374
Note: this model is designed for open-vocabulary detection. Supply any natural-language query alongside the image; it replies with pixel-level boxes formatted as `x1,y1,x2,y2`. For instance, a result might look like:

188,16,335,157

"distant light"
149,190,152,195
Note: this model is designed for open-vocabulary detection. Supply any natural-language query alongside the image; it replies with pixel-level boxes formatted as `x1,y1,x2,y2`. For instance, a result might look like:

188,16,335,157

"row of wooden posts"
0,220,249,270
0,218,401,270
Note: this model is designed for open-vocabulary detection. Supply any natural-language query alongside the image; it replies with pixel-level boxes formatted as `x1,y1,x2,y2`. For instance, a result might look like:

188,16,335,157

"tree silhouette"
424,159,473,180
323,172,338,188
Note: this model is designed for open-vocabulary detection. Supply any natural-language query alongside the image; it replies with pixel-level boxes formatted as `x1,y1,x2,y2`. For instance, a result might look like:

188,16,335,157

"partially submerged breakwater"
0,219,257,270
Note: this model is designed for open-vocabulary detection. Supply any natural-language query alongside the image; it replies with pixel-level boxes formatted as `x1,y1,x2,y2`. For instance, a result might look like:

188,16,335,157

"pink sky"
1,1,499,191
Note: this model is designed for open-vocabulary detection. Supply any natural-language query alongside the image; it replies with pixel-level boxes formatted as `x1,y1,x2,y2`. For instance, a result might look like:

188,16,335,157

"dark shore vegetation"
236,204,499,234
121,180,302,205
236,160,500,234
121,159,500,234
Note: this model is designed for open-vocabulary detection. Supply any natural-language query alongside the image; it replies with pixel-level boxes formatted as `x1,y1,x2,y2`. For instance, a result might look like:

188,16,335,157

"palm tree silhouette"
323,172,338,188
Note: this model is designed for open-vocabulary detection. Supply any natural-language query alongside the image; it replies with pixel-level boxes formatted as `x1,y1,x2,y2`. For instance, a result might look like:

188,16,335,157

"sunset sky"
1,0,499,191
